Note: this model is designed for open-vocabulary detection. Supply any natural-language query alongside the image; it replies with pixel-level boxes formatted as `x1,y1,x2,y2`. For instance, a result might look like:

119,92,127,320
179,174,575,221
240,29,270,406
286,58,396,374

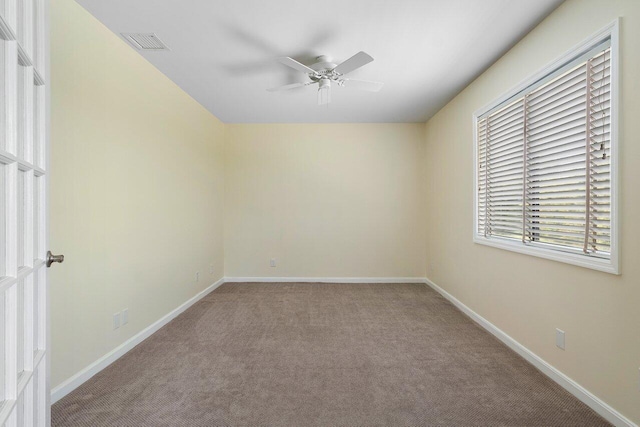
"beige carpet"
52,283,609,426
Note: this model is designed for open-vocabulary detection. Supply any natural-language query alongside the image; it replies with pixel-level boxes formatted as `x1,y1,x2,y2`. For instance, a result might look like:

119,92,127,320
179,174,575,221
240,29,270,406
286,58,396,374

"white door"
0,0,50,425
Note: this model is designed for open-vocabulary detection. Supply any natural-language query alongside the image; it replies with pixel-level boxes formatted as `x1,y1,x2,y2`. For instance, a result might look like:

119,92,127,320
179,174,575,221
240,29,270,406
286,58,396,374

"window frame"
472,20,620,275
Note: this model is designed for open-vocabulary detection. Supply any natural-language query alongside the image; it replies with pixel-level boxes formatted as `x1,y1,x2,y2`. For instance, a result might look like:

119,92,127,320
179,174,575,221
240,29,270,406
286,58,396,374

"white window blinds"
477,41,612,260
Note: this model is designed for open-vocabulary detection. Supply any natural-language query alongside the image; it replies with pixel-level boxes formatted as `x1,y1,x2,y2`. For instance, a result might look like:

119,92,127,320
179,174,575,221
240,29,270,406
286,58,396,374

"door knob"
46,251,64,268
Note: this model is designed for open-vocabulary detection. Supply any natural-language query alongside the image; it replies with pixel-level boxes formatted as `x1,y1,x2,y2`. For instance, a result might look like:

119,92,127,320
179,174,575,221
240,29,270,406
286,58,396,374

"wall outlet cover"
555,328,565,350
122,309,129,325
113,313,121,330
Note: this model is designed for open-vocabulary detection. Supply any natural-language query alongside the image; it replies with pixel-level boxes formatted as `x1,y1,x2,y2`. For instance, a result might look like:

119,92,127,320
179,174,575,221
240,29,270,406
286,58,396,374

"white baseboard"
424,277,636,427
50,278,225,404
224,276,427,283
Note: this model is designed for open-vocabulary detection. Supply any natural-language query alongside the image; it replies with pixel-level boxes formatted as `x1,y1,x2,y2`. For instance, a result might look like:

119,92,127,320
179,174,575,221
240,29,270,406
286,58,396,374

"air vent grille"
121,33,169,51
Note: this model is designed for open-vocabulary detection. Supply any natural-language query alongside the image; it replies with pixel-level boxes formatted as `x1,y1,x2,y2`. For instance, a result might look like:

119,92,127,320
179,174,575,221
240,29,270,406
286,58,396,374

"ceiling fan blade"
332,51,374,75
277,57,318,75
343,79,384,92
267,82,313,92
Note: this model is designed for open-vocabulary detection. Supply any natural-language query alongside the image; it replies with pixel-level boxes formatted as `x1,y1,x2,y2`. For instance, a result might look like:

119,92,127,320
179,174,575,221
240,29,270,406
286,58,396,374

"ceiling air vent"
121,33,170,51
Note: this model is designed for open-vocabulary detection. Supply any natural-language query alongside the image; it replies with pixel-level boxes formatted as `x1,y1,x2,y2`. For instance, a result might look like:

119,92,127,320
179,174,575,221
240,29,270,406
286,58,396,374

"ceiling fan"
267,51,383,105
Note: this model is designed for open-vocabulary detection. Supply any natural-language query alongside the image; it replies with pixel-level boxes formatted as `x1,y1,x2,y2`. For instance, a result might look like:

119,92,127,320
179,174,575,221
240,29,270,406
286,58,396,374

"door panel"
0,0,48,425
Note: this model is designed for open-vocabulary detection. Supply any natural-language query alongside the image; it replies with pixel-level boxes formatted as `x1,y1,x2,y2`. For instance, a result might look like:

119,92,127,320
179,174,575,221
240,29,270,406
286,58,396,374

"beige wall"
423,0,639,423
50,0,225,388
224,124,426,278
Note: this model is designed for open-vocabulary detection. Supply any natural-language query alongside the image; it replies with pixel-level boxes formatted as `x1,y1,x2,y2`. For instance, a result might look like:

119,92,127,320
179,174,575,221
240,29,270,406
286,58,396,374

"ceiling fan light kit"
318,78,331,105
268,51,384,105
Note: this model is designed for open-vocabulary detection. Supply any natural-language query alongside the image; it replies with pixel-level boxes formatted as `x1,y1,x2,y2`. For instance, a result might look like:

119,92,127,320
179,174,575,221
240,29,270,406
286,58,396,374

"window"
473,22,618,274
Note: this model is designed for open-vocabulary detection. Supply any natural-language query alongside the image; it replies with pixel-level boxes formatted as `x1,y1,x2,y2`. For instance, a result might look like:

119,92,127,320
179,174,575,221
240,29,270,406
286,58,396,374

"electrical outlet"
196,272,200,282
270,258,276,267
555,328,565,350
122,309,129,325
113,312,121,330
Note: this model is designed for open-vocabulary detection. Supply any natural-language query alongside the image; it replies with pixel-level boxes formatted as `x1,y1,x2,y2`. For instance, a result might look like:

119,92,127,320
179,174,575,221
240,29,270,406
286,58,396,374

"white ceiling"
76,0,563,123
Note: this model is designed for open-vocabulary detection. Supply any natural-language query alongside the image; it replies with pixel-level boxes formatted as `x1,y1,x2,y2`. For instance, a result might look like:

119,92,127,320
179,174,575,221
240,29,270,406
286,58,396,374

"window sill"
473,235,619,275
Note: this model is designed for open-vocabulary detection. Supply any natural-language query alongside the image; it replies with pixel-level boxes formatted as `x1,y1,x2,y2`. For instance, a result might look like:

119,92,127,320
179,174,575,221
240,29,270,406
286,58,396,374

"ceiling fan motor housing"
310,55,341,81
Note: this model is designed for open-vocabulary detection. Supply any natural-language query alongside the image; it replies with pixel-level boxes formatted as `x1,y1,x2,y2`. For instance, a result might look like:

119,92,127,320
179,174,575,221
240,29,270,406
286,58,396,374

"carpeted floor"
52,283,609,426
